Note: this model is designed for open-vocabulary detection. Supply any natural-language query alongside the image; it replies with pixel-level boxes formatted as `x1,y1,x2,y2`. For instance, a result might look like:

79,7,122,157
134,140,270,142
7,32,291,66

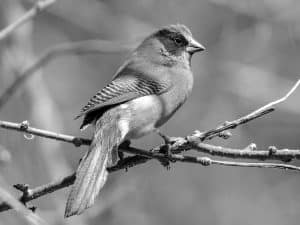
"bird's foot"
155,130,178,169
159,144,175,170
120,140,131,149
156,130,181,145
119,140,131,160
119,140,131,171
118,151,124,161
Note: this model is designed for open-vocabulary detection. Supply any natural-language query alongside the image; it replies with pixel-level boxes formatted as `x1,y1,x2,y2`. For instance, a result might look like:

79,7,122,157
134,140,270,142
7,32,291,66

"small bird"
65,24,205,217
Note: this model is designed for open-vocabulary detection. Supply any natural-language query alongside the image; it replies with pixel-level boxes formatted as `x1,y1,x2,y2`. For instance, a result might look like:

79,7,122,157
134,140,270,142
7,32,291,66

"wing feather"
76,66,172,128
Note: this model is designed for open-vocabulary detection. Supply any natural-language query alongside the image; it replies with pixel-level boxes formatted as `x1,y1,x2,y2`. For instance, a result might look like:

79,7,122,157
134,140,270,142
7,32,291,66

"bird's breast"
118,88,190,140
116,67,193,140
118,95,163,139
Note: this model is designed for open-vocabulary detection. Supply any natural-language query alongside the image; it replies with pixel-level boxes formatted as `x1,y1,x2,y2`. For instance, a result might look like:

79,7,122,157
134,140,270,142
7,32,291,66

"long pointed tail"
65,120,122,217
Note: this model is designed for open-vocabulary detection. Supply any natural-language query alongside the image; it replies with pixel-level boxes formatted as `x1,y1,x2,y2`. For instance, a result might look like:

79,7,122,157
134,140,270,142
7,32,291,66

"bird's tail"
64,119,123,217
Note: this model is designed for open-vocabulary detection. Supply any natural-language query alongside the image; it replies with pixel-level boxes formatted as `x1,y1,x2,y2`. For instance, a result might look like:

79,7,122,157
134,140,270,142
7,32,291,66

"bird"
65,24,205,217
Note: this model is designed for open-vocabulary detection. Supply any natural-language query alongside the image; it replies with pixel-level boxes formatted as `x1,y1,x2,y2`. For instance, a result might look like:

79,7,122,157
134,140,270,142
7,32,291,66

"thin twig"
0,0,56,42
0,40,134,109
191,143,300,162
210,159,300,171
0,120,91,146
190,79,300,141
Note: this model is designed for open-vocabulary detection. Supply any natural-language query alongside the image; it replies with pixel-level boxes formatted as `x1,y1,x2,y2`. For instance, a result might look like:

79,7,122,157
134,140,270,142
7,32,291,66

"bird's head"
137,24,205,67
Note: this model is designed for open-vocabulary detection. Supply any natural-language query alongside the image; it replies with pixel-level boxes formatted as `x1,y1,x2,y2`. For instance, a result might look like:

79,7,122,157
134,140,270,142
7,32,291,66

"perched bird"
65,24,205,217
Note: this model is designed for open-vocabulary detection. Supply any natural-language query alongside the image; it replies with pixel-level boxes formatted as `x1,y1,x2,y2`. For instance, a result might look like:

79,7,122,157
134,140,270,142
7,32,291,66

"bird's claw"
119,140,131,149
119,140,132,161
118,140,132,171
159,158,171,170
159,143,176,170
155,130,178,169
156,130,180,145
118,151,124,161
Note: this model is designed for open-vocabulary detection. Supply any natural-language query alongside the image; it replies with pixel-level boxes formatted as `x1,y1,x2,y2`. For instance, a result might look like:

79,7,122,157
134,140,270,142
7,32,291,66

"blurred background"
1,0,300,224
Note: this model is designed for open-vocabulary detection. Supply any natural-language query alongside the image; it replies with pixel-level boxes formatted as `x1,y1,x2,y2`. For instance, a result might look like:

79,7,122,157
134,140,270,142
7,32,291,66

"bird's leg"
118,140,133,172
155,130,181,144
119,140,131,161
155,130,178,169
118,151,124,161
159,144,173,170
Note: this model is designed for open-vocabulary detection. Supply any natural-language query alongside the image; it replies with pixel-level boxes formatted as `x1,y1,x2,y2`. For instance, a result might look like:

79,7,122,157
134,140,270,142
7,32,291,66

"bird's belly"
117,95,168,139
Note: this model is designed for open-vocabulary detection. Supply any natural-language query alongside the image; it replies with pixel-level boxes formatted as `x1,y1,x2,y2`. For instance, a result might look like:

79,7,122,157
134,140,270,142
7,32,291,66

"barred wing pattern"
76,71,171,129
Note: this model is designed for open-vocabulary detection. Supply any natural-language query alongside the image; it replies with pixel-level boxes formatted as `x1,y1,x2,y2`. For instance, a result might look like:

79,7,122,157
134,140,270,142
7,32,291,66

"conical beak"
187,38,205,54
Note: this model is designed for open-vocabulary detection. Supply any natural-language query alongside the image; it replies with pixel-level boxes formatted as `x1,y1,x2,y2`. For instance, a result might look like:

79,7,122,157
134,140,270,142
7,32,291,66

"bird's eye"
173,37,183,45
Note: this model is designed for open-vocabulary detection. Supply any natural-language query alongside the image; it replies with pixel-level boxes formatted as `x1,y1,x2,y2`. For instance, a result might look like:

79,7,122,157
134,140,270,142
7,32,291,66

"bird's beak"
187,38,205,54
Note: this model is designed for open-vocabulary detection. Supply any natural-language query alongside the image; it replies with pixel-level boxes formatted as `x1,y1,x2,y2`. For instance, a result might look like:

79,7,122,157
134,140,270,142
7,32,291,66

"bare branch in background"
0,184,46,225
0,0,56,42
0,40,134,109
0,1,87,223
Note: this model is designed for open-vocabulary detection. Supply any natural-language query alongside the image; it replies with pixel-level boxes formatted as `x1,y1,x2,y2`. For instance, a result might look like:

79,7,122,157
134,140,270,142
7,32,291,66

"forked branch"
0,80,299,212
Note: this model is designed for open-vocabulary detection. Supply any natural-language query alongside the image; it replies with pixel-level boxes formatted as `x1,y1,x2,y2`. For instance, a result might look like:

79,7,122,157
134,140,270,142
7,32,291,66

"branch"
189,79,300,141
0,80,299,212
118,146,300,172
192,143,300,162
0,120,91,146
2,119,300,163
0,0,56,42
0,40,134,109
2,142,300,213
0,80,298,161
0,153,150,212
0,184,46,224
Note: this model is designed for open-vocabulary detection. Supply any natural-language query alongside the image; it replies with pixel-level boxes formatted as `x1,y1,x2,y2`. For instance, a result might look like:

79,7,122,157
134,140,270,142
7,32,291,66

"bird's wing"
76,66,172,127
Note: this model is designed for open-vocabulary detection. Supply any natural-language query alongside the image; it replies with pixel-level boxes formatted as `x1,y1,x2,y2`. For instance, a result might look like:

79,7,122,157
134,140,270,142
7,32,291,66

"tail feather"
65,120,122,217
